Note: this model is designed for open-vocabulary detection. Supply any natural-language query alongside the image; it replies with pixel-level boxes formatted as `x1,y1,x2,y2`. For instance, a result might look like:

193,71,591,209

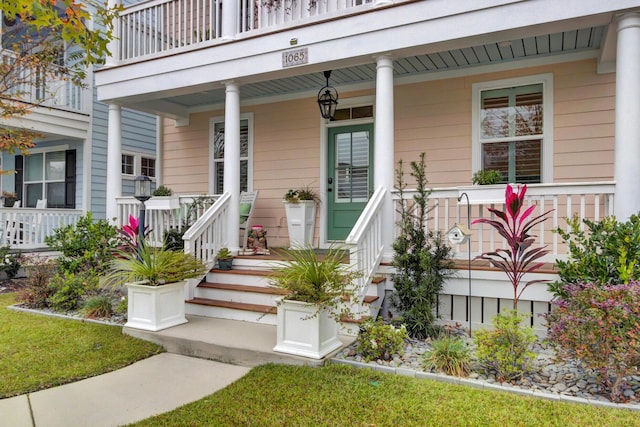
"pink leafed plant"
472,184,553,307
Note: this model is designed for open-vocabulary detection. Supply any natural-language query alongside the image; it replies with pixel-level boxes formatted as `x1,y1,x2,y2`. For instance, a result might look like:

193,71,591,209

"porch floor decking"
123,315,355,367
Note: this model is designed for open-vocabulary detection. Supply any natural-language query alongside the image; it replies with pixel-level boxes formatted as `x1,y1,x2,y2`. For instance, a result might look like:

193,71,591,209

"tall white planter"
284,200,317,248
125,280,188,331
273,298,342,359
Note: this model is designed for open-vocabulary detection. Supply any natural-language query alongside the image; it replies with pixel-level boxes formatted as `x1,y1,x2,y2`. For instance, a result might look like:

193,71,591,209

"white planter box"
458,185,506,205
284,200,317,248
125,280,188,331
146,196,180,210
273,298,342,359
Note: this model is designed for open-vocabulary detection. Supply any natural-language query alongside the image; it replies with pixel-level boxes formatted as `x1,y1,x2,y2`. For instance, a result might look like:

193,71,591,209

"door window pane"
334,131,370,203
212,119,250,194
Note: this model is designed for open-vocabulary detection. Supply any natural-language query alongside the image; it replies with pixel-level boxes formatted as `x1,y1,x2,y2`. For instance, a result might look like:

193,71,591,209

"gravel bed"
335,334,640,406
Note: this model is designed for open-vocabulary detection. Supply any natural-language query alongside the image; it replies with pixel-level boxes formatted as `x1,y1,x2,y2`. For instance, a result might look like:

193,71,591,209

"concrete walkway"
0,353,250,427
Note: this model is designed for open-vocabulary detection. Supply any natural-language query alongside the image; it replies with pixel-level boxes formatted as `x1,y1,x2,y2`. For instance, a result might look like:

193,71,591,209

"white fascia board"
1,108,90,140
96,0,634,103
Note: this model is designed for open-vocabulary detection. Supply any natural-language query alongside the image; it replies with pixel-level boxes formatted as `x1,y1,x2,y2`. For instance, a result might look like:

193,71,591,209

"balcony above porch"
96,0,628,119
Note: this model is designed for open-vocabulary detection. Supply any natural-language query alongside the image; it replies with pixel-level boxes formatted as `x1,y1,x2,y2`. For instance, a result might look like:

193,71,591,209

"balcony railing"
1,51,89,113
116,0,382,62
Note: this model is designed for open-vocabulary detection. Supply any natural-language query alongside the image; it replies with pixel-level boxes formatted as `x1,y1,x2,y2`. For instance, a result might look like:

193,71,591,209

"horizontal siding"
161,58,614,246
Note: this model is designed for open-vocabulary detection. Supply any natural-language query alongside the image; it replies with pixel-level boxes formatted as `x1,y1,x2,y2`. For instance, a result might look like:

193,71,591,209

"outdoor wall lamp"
317,70,338,120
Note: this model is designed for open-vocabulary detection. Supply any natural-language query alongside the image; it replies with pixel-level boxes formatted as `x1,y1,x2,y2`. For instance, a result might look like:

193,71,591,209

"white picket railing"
116,194,217,247
183,192,230,264
1,208,83,249
345,185,386,310
394,181,616,262
116,0,381,62
1,51,89,113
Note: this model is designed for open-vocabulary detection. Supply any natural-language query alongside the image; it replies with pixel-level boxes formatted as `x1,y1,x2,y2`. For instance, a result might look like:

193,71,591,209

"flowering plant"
117,215,149,252
546,281,640,402
472,184,552,306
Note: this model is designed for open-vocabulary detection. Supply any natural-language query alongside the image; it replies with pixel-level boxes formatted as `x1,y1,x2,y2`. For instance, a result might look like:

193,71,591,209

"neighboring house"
94,0,640,332
0,5,158,247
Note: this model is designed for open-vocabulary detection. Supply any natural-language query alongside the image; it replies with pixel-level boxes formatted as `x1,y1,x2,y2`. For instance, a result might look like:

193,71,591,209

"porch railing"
2,208,83,249
394,181,616,262
1,51,89,113
116,0,385,62
116,194,217,247
183,192,230,264
345,186,386,312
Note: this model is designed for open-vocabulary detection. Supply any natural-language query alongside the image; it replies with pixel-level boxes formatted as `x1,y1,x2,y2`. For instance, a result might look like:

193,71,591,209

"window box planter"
145,196,180,210
273,298,342,359
125,280,188,331
458,184,506,205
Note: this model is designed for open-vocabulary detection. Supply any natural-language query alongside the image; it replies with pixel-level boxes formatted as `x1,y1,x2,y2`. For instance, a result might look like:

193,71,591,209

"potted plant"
146,185,180,210
105,241,207,331
283,186,319,248
216,247,234,270
460,170,506,204
270,244,361,359
2,191,17,207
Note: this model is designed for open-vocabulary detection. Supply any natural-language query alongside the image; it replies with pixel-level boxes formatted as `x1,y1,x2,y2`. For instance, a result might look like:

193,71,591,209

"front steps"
185,255,385,335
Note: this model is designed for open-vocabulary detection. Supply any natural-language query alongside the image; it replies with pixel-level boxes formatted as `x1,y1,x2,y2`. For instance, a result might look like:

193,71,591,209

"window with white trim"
121,153,156,178
210,115,252,195
472,74,553,184
122,154,134,175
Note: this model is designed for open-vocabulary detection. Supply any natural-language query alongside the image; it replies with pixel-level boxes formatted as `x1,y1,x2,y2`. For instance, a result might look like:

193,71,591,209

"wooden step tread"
198,282,289,295
186,298,277,314
371,276,386,284
209,268,277,276
363,295,379,304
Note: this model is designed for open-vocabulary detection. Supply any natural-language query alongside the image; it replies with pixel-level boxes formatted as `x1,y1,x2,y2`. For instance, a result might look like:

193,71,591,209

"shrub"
0,246,21,279
17,257,57,308
473,184,552,307
546,281,640,402
472,169,503,185
82,295,113,319
153,185,173,196
47,271,98,312
115,296,128,315
549,215,640,298
391,153,455,339
355,320,408,362
44,212,119,274
163,227,186,251
422,335,472,377
474,310,536,382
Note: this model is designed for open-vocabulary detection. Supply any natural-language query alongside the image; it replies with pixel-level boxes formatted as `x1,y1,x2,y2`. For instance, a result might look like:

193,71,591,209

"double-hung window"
16,149,76,208
210,114,253,195
473,74,553,184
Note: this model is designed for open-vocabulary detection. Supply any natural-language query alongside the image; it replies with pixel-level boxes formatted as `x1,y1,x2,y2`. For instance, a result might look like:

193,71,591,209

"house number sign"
282,48,308,68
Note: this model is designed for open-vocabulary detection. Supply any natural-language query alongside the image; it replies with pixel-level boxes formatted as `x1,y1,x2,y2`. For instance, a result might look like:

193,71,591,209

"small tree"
1,0,121,164
472,184,552,307
391,153,454,339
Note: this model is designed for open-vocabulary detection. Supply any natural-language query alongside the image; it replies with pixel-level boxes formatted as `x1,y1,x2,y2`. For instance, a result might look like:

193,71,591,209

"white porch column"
614,12,640,219
374,55,395,259
105,0,121,66
106,103,122,223
224,82,241,252
221,0,238,41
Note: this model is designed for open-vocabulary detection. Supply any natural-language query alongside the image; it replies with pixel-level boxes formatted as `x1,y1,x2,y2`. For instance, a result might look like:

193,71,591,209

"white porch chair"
239,191,259,248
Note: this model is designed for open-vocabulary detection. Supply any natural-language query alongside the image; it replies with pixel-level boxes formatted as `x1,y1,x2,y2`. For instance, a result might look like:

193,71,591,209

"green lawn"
130,364,640,427
0,293,164,398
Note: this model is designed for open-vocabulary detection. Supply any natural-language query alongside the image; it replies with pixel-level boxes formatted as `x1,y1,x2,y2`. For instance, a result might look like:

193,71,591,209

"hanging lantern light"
317,70,338,120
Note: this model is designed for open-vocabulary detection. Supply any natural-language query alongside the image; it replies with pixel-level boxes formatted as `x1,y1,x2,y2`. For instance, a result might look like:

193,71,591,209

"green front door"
327,124,374,241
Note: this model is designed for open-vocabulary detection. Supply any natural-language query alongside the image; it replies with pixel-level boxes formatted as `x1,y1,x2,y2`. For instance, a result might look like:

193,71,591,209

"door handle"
328,177,333,184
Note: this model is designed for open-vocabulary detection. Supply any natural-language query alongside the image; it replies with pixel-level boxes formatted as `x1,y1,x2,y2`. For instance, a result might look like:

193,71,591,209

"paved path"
0,353,250,427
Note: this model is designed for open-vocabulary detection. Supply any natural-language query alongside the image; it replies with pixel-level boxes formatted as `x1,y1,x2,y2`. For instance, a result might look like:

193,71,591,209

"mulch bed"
0,278,28,294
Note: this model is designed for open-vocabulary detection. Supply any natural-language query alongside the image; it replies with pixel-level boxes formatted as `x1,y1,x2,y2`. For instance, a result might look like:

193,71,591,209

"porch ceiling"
141,25,606,116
